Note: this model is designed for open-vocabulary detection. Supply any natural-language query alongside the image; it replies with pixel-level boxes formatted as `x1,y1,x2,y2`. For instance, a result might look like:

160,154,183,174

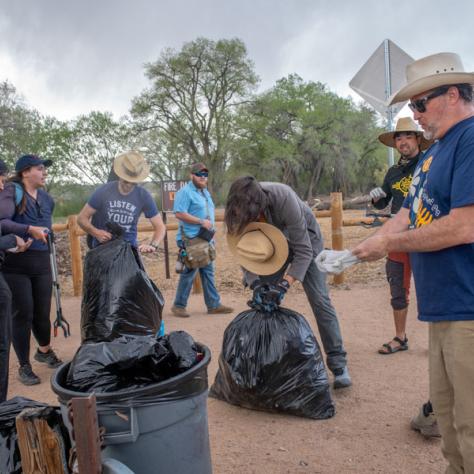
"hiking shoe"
333,366,352,389
410,402,441,438
34,348,63,368
171,306,190,318
18,364,41,386
207,304,233,314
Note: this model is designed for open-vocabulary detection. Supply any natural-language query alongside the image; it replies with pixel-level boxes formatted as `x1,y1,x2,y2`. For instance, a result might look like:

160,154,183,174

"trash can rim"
50,343,211,402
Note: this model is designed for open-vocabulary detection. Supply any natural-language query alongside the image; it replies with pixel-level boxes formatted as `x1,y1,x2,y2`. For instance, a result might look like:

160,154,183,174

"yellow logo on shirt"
422,156,433,173
392,176,413,197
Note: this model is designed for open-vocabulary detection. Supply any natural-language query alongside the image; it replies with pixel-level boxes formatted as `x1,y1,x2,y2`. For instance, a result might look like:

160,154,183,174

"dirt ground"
6,212,445,473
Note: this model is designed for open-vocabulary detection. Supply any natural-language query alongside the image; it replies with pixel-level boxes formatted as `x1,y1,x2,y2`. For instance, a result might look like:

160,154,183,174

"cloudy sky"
1,0,473,120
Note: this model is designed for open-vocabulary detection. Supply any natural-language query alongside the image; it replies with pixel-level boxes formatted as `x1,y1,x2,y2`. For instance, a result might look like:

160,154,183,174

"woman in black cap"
0,154,62,386
0,159,33,400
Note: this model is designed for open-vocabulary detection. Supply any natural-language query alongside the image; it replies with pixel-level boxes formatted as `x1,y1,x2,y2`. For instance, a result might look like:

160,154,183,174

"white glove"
369,187,387,202
315,249,360,274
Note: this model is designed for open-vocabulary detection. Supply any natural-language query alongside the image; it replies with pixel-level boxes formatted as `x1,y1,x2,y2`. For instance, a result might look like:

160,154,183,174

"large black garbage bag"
0,397,49,474
81,238,164,342
66,331,201,393
210,307,335,419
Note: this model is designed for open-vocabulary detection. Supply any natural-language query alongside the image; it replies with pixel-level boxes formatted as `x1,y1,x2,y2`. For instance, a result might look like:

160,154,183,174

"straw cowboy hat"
227,222,289,275
113,151,150,183
378,117,432,150
389,52,474,105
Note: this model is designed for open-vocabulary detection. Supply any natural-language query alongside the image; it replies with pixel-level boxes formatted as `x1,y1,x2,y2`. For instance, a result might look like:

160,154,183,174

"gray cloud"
1,0,473,119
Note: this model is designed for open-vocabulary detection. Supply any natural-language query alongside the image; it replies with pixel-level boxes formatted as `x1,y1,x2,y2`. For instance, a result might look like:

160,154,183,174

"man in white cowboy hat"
353,52,474,472
371,117,431,356
225,176,351,389
77,151,166,252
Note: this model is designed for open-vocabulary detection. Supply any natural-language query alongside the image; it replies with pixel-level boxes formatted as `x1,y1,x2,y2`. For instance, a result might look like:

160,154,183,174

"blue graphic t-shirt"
173,181,215,241
88,182,159,247
403,116,474,322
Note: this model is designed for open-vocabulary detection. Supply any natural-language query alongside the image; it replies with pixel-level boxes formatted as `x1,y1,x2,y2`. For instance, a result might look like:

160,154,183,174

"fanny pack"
181,235,216,269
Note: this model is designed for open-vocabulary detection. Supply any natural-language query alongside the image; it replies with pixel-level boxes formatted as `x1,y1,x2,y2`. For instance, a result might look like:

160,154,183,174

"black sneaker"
34,348,63,368
18,364,41,386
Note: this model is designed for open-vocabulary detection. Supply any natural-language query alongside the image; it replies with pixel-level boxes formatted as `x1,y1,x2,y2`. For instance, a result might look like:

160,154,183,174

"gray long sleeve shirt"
258,182,323,282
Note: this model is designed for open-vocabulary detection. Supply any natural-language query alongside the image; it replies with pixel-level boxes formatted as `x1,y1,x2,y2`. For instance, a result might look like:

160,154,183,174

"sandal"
378,336,408,355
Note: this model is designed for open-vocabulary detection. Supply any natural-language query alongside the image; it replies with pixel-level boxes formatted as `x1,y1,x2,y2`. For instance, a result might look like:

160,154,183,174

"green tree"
233,75,385,198
67,111,133,184
132,37,259,193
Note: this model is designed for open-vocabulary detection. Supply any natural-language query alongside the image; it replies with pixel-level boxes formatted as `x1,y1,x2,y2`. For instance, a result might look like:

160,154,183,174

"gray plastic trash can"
51,344,212,474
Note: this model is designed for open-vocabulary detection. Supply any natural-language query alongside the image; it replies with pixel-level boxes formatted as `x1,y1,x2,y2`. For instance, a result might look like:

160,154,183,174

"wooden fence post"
193,273,202,294
68,215,83,297
331,192,344,285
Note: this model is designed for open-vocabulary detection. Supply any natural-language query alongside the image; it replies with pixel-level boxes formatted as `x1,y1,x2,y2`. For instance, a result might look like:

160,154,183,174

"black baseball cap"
15,154,52,172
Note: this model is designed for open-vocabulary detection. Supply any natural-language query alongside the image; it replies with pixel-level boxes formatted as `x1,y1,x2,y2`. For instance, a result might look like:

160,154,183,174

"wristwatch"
150,240,160,250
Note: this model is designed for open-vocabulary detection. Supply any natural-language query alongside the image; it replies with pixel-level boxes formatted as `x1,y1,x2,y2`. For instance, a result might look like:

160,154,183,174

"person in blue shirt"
171,162,233,318
353,52,474,472
0,154,62,386
77,151,166,252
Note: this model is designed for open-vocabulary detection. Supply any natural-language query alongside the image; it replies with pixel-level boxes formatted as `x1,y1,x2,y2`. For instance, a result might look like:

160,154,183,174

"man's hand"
139,244,156,254
28,226,49,243
15,236,33,253
200,218,213,230
273,279,290,305
369,187,387,202
93,229,112,244
352,234,388,261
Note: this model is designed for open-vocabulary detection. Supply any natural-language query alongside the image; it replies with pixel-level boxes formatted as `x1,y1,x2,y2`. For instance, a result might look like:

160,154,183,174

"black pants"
0,273,12,402
3,251,52,366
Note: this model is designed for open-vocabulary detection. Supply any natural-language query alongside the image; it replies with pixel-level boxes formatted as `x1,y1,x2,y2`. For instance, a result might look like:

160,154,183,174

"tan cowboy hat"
113,151,150,183
227,222,289,275
389,52,474,105
378,117,432,150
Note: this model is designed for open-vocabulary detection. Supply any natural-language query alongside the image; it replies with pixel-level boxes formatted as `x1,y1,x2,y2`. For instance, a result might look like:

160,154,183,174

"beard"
422,128,435,141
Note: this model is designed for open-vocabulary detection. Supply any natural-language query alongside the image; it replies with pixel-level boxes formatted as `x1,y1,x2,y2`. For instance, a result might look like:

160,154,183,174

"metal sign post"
350,39,414,166
161,180,187,279
384,39,395,166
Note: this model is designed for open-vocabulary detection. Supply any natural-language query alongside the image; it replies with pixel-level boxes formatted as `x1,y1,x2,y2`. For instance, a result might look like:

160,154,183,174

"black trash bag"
210,306,335,420
81,238,164,342
0,397,50,474
66,331,201,393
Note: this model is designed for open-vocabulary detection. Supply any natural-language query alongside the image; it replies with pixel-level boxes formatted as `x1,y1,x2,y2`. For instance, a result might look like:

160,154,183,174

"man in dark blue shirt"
78,151,165,252
354,52,474,472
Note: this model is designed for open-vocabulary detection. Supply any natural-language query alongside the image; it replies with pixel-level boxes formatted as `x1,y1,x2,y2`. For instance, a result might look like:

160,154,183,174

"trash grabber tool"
47,231,71,337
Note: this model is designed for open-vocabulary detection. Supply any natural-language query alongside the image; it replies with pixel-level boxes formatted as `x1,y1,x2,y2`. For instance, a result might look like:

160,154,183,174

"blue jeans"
173,261,221,310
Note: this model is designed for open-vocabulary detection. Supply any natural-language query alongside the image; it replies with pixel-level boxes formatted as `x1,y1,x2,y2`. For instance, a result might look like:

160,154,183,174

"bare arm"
77,203,112,244
353,206,474,261
175,211,212,230
139,213,167,253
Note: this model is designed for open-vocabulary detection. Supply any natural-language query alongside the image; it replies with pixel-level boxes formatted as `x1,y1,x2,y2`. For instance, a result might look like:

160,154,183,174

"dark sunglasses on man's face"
193,171,209,178
408,86,450,113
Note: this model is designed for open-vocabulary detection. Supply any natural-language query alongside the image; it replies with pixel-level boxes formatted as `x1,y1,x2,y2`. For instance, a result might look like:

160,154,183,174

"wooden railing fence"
53,192,382,296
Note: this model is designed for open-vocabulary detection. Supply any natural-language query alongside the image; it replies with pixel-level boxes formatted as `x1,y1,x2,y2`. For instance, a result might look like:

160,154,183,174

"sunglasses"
193,171,209,178
408,86,450,113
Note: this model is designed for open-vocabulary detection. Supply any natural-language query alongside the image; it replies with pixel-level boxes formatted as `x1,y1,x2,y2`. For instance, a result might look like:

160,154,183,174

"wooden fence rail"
52,192,379,296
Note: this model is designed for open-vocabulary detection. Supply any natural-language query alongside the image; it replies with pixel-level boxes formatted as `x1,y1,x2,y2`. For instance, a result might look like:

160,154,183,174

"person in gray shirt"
225,176,351,389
